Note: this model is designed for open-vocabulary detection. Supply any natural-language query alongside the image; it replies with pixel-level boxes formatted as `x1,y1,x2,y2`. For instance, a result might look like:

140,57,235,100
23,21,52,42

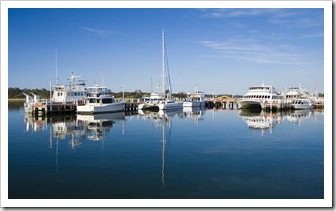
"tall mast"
162,30,165,96
55,49,59,85
314,80,317,99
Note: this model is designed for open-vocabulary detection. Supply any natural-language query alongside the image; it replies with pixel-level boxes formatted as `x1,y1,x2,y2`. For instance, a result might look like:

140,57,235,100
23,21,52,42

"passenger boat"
77,85,125,114
291,98,314,110
238,82,284,110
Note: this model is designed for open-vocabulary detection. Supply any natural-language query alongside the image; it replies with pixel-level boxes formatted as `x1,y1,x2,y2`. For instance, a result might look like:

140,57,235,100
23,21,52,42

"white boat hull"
183,101,206,107
291,104,314,110
159,101,183,110
77,101,125,114
138,103,159,111
291,99,314,110
238,100,262,109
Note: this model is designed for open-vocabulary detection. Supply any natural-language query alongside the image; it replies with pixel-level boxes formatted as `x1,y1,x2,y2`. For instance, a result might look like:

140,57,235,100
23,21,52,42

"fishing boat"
183,91,206,107
23,72,87,113
238,82,284,110
157,30,183,110
51,72,87,104
77,85,125,114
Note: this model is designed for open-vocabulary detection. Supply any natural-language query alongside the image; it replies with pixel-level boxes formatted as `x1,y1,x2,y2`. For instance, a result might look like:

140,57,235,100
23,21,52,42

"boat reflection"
24,112,125,149
239,110,282,135
24,113,48,132
286,110,312,125
181,107,206,124
238,109,315,135
138,107,206,121
77,112,125,141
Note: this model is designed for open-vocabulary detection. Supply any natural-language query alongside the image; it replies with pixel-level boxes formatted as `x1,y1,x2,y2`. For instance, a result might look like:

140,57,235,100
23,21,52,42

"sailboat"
157,30,183,110
138,30,182,111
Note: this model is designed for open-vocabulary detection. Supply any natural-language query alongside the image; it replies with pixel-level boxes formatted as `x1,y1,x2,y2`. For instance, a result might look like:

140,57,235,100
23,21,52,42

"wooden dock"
31,103,78,116
30,102,139,116
206,99,239,110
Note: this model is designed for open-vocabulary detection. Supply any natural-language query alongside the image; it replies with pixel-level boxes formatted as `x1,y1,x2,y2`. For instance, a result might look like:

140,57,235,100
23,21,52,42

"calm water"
8,102,324,199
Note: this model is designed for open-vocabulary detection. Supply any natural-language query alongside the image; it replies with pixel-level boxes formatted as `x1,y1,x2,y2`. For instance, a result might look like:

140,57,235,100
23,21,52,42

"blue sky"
8,7,324,95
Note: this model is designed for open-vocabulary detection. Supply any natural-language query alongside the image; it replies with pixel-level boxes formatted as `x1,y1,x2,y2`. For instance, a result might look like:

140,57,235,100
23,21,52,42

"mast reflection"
138,109,181,188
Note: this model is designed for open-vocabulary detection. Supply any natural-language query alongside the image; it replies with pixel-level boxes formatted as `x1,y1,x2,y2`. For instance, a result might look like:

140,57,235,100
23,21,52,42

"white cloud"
80,27,120,37
200,38,311,65
200,8,278,18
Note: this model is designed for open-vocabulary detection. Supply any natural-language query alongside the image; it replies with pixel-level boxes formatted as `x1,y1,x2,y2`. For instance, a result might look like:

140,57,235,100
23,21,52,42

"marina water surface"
8,102,324,199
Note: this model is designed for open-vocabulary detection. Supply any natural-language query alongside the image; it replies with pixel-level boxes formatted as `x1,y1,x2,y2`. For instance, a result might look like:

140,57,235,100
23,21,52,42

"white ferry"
76,85,125,114
238,83,284,109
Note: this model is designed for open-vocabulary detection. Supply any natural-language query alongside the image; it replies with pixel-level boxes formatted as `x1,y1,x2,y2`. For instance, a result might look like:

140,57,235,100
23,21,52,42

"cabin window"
102,98,113,104
89,99,97,103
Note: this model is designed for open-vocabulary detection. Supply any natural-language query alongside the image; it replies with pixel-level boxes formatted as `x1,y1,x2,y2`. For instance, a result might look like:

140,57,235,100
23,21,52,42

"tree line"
8,87,50,99
8,87,323,100
8,87,147,99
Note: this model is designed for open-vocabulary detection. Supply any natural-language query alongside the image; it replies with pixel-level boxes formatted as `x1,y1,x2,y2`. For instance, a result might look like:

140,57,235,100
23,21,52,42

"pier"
31,103,78,116
206,99,239,110
29,101,139,116
26,97,324,116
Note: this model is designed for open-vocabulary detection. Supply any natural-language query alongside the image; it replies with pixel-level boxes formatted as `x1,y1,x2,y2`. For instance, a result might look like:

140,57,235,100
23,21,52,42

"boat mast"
162,30,165,97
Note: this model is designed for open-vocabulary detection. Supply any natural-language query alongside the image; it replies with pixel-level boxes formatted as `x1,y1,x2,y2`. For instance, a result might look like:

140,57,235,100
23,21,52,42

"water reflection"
286,110,312,125
238,109,316,135
25,112,126,149
181,107,206,124
138,109,175,187
77,113,125,141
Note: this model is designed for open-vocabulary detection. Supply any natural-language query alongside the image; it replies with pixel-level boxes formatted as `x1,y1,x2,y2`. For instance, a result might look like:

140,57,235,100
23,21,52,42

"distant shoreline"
8,98,25,101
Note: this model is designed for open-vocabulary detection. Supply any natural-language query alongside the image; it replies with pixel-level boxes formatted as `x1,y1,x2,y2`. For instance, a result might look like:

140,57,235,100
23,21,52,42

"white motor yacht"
291,98,314,110
77,85,125,114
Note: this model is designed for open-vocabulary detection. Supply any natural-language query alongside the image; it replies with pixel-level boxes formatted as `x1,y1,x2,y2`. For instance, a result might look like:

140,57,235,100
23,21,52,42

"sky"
7,6,325,95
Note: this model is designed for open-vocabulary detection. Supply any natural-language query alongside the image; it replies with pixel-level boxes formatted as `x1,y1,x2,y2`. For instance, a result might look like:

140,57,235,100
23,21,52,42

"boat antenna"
150,77,153,93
